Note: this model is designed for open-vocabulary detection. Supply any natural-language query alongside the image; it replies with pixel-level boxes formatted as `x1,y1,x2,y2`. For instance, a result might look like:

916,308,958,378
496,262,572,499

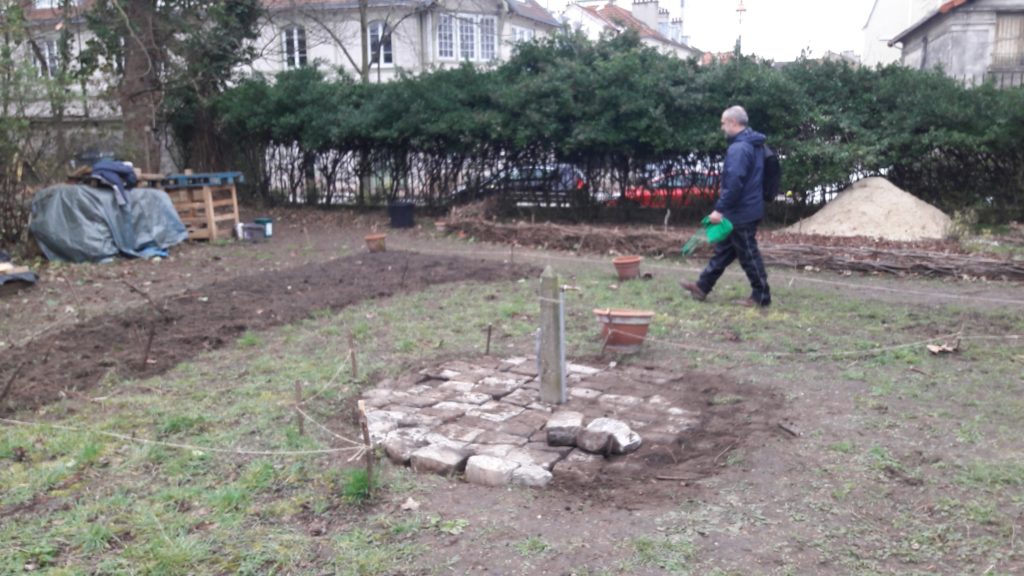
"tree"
82,0,262,171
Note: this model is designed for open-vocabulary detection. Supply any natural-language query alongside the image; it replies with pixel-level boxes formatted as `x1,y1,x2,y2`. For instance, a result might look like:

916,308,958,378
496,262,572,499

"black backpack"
762,145,781,202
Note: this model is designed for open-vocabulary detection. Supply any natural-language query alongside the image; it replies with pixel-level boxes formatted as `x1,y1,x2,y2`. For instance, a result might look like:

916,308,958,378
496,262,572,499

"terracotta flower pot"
434,221,447,233
612,256,643,281
594,308,655,352
365,233,387,253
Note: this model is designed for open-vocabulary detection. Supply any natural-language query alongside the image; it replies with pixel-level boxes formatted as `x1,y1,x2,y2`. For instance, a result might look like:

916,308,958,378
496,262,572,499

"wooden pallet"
148,172,244,241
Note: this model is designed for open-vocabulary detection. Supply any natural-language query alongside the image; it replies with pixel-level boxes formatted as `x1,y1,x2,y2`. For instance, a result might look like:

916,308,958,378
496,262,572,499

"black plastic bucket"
388,201,415,228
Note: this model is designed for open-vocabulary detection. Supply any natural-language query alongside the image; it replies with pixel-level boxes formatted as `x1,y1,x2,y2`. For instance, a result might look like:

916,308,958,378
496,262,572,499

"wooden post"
485,324,493,356
357,400,374,495
294,380,304,436
539,266,567,404
348,332,358,380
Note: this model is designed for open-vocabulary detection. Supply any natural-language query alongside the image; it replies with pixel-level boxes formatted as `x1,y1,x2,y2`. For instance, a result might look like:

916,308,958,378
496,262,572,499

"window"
438,14,454,59
440,14,497,61
459,16,476,60
282,26,307,68
36,39,59,78
993,13,1024,68
512,26,534,43
368,21,393,66
480,17,496,60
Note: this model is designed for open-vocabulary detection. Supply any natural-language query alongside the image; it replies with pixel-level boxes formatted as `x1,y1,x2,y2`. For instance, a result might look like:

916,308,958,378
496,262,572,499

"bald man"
681,105,771,307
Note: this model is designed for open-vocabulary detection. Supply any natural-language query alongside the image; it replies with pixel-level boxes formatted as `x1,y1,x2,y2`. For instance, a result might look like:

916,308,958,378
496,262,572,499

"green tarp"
29,184,188,262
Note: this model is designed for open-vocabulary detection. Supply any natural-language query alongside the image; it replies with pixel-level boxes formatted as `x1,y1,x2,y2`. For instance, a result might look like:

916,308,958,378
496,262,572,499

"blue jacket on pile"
714,127,766,226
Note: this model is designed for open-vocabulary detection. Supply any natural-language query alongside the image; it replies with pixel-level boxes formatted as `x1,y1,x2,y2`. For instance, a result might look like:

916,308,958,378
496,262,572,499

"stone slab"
569,387,602,400
474,430,530,446
434,423,484,443
598,394,644,408
468,401,525,423
474,376,525,399
512,464,553,488
554,450,604,482
438,380,476,393
383,427,430,465
468,443,516,458
410,445,470,476
502,387,539,407
545,411,584,447
465,455,520,487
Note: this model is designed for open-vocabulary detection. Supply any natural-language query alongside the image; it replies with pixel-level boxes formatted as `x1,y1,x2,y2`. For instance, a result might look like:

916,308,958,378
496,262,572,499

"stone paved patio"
362,356,700,488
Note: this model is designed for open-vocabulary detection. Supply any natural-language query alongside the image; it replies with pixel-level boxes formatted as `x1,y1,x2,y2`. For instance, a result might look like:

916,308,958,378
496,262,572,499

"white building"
562,0,700,59
862,0,941,67
256,0,562,82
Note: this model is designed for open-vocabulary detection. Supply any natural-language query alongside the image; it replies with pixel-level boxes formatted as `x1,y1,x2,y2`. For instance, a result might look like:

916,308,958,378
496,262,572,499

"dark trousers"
697,221,771,305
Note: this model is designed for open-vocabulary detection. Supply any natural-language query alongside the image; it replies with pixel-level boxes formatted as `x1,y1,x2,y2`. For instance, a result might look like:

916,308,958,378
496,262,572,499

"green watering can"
681,216,733,256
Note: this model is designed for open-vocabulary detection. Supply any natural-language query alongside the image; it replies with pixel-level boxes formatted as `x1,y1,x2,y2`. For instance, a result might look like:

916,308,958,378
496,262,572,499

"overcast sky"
683,0,877,61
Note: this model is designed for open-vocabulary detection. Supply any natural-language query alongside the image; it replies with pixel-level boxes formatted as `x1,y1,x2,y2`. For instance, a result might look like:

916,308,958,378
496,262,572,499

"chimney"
670,17,682,43
631,0,660,31
658,8,670,36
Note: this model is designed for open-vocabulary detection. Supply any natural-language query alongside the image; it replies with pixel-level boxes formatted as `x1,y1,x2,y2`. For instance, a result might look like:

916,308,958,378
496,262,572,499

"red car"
610,172,718,209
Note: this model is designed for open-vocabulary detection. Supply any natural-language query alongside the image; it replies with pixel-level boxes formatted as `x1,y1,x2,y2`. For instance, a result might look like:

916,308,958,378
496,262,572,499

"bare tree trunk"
119,0,162,172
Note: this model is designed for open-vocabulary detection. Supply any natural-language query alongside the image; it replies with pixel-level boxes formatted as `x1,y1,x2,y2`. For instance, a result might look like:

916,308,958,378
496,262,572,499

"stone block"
474,376,525,399
577,418,642,455
431,401,478,416
554,450,604,482
569,387,602,400
397,413,443,429
526,402,552,413
465,455,520,487
545,411,584,446
410,445,469,475
507,445,567,471
502,387,539,407
468,401,525,423
512,464,553,488
383,428,430,465
567,363,601,376
474,430,530,446
434,423,484,443
469,443,516,458
366,410,404,443
438,380,475,393
598,394,644,408
452,392,492,405
419,405,467,424
424,433,469,451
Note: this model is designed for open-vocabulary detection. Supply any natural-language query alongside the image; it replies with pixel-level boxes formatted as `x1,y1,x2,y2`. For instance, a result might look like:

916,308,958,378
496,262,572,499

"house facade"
888,0,1024,86
255,0,562,81
862,0,940,67
562,0,700,60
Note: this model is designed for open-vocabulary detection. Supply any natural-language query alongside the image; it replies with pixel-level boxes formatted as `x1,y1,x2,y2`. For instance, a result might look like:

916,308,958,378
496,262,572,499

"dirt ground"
3,208,1023,574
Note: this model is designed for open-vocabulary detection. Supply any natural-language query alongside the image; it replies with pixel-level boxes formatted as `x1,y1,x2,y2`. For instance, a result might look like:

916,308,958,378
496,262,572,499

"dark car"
451,164,609,207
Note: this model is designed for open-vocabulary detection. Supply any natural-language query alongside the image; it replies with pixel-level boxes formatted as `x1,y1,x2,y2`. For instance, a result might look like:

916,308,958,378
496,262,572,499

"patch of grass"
956,461,1024,488
237,331,262,347
332,528,424,575
628,535,695,572
341,468,373,503
207,484,251,513
829,440,855,454
159,414,207,436
514,535,552,556
709,394,744,406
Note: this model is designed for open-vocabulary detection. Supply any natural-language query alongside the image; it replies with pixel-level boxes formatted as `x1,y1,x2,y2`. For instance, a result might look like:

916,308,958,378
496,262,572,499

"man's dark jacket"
714,127,766,225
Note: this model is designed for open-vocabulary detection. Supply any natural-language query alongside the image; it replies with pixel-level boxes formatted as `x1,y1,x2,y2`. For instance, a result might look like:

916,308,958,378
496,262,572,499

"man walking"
681,105,771,307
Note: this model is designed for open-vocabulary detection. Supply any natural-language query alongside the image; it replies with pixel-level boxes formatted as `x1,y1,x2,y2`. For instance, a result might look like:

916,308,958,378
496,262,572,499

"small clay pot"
612,255,643,281
435,221,448,233
594,308,655,352
365,233,387,253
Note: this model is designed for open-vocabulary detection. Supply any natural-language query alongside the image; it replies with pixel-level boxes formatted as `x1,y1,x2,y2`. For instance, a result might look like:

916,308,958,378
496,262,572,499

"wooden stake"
357,400,374,495
141,323,156,369
348,332,358,380
294,381,304,436
485,324,493,355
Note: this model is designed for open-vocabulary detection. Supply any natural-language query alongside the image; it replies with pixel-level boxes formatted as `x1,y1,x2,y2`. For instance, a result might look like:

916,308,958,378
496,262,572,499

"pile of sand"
784,177,952,241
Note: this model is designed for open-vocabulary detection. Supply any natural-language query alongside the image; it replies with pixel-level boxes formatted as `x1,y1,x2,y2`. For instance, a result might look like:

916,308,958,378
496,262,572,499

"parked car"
451,164,610,207
608,171,717,209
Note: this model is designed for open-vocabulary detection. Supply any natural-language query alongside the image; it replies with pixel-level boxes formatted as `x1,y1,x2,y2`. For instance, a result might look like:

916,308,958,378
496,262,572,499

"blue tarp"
29,184,188,263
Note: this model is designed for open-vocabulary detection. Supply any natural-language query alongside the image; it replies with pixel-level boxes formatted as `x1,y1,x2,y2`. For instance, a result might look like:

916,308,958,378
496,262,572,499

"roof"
889,0,975,46
507,0,561,27
265,0,559,26
588,2,697,53
23,0,94,24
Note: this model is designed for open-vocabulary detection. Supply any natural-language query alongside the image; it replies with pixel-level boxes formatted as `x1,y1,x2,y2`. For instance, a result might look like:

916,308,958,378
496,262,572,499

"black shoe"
680,281,707,302
736,297,770,308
